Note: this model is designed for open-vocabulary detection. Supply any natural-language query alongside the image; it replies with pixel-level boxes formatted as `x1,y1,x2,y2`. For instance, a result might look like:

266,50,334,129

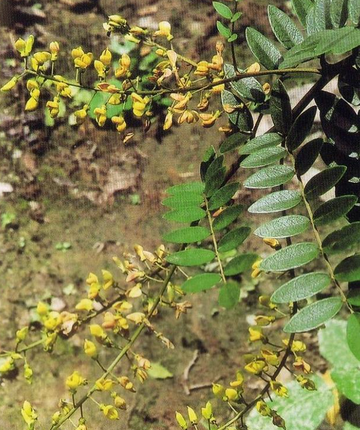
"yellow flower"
199,111,220,128
16,326,29,343
25,97,39,112
73,50,93,69
187,407,198,424
154,21,173,41
74,104,89,125
84,339,97,358
131,93,150,117
95,378,116,391
270,380,288,397
263,237,281,250
244,360,267,375
94,60,107,79
230,371,244,388
263,82,271,94
113,394,127,409
293,357,311,374
43,311,62,331
118,376,135,391
46,96,60,118
175,411,188,429
94,104,107,127
103,15,130,35
249,326,266,342
86,272,98,285
66,371,86,391
76,298,93,311
296,375,316,390
100,404,119,420
126,312,145,324
261,349,280,366
24,362,33,383
49,41,60,61
115,53,131,78
72,46,84,59
255,315,275,326
201,401,213,420
163,110,173,130
108,93,122,105
212,383,225,398
21,401,37,426
90,324,105,338
102,269,114,290
247,62,261,73
178,109,199,124
194,61,210,76
15,35,34,57
100,48,112,66
211,78,225,93
225,388,238,401
111,115,126,132
0,357,14,374
283,338,306,352
1,76,18,92
256,400,271,417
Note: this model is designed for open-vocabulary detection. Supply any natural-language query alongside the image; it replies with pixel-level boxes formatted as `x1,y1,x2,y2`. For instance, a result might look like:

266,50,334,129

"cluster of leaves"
1,0,360,429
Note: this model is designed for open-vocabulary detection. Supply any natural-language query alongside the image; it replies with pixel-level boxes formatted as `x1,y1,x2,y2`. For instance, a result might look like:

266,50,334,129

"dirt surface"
0,1,340,429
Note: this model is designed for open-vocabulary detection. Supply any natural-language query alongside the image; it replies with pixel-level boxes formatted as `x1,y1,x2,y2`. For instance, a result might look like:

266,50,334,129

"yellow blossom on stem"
49,41,60,61
249,326,266,343
212,383,225,398
199,111,220,128
263,82,271,94
84,339,97,358
256,400,272,417
94,60,107,80
175,411,188,429
95,378,116,391
24,362,33,383
293,357,311,374
15,35,34,57
131,93,150,117
111,115,127,132
100,48,112,66
46,96,60,118
44,311,62,331
225,388,239,401
86,272,98,285
66,371,87,391
112,393,127,409
115,53,131,78
94,104,107,127
261,349,280,366
1,76,18,92
90,324,106,338
21,401,37,427
211,79,225,93
16,326,29,343
25,97,39,112
247,62,261,73
201,401,213,421
230,370,244,388
75,298,93,312
255,315,275,326
74,52,93,70
0,357,15,374
102,269,114,289
270,380,288,397
178,109,199,124
118,376,136,391
154,21,173,40
194,61,210,76
100,404,119,420
244,359,267,375
283,338,306,352
263,237,281,250
108,93,122,105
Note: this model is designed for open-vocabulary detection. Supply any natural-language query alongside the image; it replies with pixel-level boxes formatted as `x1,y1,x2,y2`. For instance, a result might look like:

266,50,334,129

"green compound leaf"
221,90,253,131
162,193,204,209
291,0,314,27
208,182,239,210
304,165,347,200
313,195,358,226
268,5,304,49
213,1,233,19
240,146,286,169
218,226,251,252
217,20,232,38
244,165,294,189
224,63,265,103
220,132,250,153
163,207,206,223
166,248,215,267
163,226,210,244
224,253,258,276
248,190,302,213
330,0,349,28
245,27,283,70
319,319,360,403
295,138,324,176
335,254,360,282
240,133,283,155
349,0,360,25
286,106,317,152
260,242,319,272
271,272,331,303
218,282,240,309
270,80,292,135
284,297,343,333
213,204,245,231
323,221,360,254
254,215,310,239
166,181,204,195
181,273,222,293
347,313,360,362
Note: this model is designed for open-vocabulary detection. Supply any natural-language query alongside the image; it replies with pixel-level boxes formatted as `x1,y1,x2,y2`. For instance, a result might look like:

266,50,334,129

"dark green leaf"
217,20,232,38
306,0,332,34
218,282,240,309
313,195,358,225
163,207,206,223
272,272,331,303
244,165,294,189
224,253,258,276
323,221,360,254
162,193,204,209
295,138,324,176
166,181,204,195
181,273,222,293
213,1,233,19
347,313,360,362
260,242,319,272
221,90,254,131
208,182,239,210
330,0,349,27
163,226,210,243
200,146,216,181
291,0,314,27
268,5,304,49
348,289,360,307
240,146,286,168
304,165,347,200
220,132,250,153
286,106,317,151
284,297,342,332
254,215,310,238
279,32,320,68
335,254,360,282
245,27,283,70
166,248,215,266
314,27,360,56
338,68,360,106
270,80,292,135
240,133,283,155
349,0,360,25
205,156,225,182
213,204,245,231
224,63,265,103
204,167,226,197
218,226,251,252
248,190,302,213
